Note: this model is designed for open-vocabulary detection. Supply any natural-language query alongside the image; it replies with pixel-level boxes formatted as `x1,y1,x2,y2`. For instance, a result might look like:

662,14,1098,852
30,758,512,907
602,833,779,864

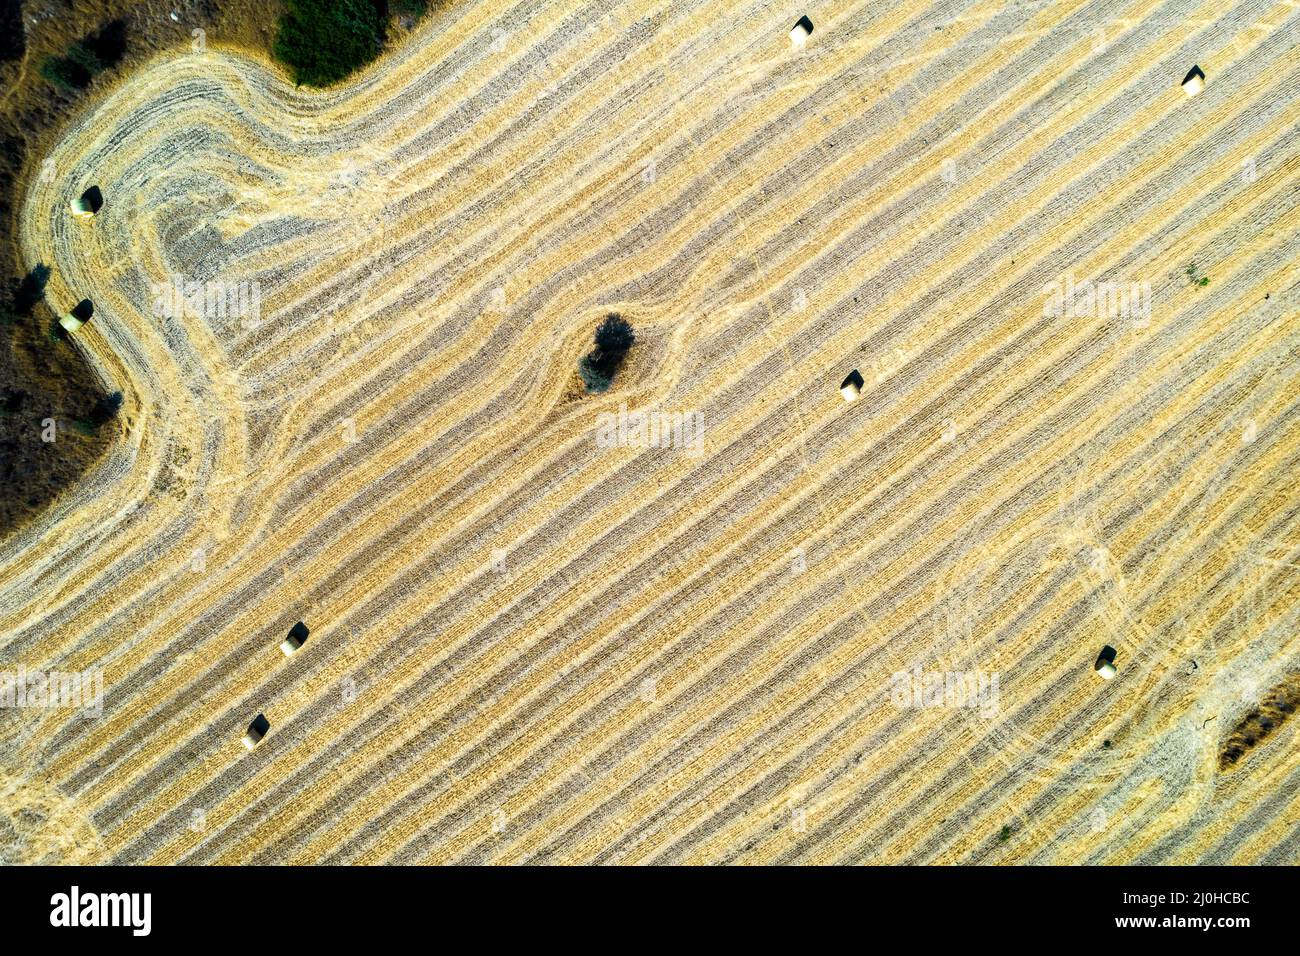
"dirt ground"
3,0,1299,866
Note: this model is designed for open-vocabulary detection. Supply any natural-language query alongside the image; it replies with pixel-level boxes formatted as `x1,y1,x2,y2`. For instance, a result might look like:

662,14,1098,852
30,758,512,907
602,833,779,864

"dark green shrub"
38,22,124,90
578,354,613,394
594,313,635,355
72,392,123,433
83,20,127,71
66,43,105,75
89,391,124,426
578,314,636,394
273,0,384,87
0,0,22,63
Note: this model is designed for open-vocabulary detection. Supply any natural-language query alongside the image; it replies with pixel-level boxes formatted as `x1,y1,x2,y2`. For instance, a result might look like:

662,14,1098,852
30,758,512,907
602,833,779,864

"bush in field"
40,55,91,90
273,0,384,87
578,353,613,394
11,265,50,315
392,0,429,18
39,24,122,91
67,43,105,75
578,314,635,394
89,391,124,426
74,391,124,433
594,313,635,355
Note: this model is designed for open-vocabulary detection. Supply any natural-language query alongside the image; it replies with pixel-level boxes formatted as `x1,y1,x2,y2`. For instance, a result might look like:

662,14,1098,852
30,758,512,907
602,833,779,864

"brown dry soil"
1220,670,1300,771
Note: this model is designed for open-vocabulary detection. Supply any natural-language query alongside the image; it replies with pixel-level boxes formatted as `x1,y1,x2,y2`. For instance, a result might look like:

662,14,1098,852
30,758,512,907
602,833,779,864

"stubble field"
2,0,1299,864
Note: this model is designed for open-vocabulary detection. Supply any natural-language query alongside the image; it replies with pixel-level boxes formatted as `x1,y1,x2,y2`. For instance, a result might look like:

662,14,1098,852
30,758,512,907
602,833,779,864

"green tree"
12,264,50,314
392,0,428,17
38,23,122,90
578,354,613,394
273,0,384,87
67,43,105,75
578,314,636,394
89,391,124,426
594,313,635,355
40,55,89,90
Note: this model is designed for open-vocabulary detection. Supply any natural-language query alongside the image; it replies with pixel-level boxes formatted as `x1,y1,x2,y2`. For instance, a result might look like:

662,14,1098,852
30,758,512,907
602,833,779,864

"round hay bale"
58,299,94,333
279,621,310,657
840,369,863,402
70,186,104,219
790,16,813,47
1181,65,1205,96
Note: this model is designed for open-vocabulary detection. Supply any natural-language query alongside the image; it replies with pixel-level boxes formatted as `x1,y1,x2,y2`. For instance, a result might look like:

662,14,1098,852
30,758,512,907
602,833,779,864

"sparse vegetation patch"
1219,672,1300,771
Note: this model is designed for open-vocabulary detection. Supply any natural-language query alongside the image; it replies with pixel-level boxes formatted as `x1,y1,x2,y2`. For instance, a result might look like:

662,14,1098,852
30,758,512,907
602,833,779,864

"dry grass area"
2,0,1300,865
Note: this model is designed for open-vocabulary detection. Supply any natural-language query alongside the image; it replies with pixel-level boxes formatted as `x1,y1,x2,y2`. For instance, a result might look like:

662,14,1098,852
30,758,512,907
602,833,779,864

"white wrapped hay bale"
70,186,104,219
1181,65,1205,96
1094,645,1117,680
840,369,863,402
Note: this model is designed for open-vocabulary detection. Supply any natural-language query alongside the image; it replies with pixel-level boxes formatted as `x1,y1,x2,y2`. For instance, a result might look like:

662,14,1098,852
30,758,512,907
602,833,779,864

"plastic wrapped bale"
1095,645,1117,680
59,299,94,333
1181,65,1205,96
280,621,310,657
840,369,864,402
242,713,270,750
70,186,104,219
790,15,813,47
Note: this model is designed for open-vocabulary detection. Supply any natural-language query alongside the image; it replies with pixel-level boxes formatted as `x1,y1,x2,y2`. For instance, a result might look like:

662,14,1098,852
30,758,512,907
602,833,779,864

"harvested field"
2,0,1300,864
